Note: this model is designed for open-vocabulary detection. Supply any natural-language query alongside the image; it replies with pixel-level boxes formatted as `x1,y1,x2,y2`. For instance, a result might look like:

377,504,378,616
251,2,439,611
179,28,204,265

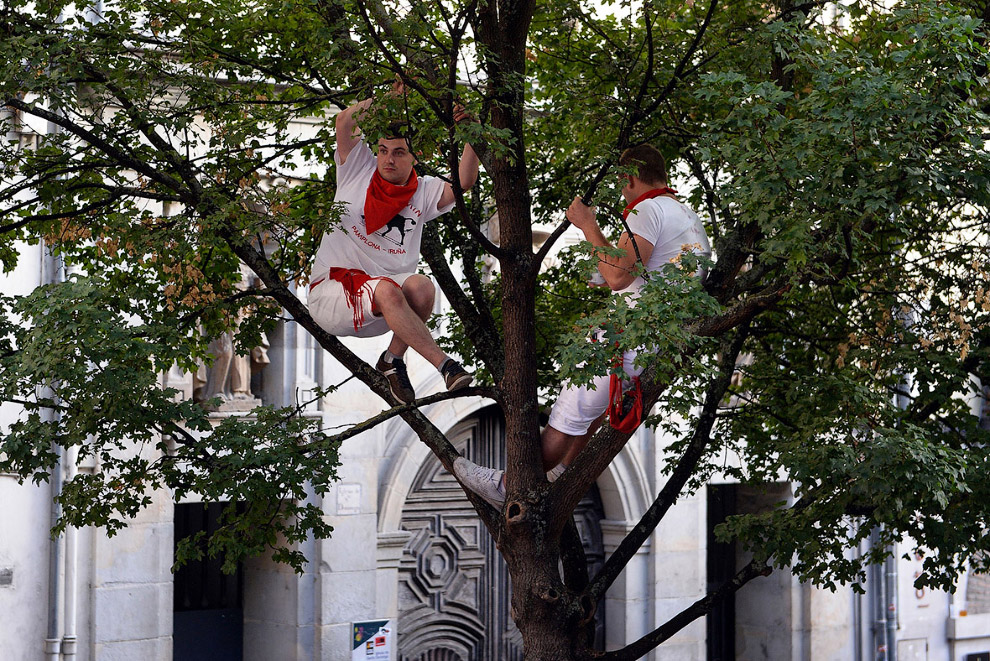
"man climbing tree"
309,81,479,403
455,144,711,506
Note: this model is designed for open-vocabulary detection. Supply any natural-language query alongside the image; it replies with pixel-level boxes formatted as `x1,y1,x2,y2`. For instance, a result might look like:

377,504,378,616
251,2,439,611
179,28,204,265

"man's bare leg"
456,417,605,507
373,276,446,367
540,415,605,472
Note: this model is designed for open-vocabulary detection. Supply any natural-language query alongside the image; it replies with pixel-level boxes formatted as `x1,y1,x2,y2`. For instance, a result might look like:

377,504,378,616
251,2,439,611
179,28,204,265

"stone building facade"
4,234,990,661
3,111,990,661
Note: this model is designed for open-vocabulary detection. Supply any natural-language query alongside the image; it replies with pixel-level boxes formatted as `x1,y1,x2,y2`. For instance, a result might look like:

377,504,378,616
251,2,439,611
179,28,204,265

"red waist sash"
311,267,398,332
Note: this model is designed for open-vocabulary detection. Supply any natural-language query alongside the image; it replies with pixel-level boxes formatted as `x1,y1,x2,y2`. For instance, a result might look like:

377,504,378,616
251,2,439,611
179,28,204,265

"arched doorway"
396,406,605,660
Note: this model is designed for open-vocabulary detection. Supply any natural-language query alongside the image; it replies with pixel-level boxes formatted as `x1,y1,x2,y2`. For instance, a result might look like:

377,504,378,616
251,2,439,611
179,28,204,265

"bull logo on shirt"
380,214,416,246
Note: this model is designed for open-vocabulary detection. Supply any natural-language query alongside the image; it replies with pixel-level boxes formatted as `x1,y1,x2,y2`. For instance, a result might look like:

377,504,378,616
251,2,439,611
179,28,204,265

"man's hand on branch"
453,103,476,124
566,196,598,233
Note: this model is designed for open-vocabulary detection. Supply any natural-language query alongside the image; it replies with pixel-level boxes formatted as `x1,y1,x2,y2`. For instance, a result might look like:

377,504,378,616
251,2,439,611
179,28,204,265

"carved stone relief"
396,407,605,660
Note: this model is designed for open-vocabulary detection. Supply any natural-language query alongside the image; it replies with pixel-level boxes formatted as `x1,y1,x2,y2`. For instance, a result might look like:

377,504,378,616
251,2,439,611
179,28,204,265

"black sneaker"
376,352,415,404
440,359,473,392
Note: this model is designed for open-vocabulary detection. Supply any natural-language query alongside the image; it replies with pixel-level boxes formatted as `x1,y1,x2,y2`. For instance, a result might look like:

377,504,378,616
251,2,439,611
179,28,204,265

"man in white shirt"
454,144,712,506
308,91,479,404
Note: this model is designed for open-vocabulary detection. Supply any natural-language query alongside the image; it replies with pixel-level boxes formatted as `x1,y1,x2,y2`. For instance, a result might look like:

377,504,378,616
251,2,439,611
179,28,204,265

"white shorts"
547,346,643,437
308,271,415,338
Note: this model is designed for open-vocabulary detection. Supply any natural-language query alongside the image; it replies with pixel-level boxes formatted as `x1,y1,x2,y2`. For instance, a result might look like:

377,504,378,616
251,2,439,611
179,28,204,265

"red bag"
608,372,643,433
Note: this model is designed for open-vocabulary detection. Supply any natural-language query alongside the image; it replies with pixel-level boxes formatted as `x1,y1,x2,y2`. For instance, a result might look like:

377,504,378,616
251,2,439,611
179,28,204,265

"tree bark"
473,1,602,658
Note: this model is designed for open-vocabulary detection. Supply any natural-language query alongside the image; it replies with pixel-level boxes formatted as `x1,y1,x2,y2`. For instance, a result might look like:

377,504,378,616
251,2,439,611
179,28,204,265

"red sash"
312,268,399,333
364,170,418,234
608,372,643,433
590,330,645,433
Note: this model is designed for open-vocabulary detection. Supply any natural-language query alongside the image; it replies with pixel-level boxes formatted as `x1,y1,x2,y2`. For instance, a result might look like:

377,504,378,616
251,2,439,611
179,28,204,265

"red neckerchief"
326,267,398,332
364,169,418,235
622,187,677,220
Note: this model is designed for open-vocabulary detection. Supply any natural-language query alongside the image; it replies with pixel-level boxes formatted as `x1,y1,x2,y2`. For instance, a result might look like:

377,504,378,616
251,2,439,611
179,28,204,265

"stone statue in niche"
193,272,270,411
193,331,270,410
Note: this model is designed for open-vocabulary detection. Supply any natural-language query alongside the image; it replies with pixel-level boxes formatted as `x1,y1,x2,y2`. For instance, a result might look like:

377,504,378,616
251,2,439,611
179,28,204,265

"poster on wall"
352,619,394,661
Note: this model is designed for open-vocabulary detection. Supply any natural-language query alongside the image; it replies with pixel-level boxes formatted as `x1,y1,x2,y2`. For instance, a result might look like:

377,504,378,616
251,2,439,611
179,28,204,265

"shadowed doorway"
396,406,606,660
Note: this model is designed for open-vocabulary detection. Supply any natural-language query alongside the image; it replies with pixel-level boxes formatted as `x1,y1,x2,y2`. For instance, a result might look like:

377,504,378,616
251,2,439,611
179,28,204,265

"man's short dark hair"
384,121,414,152
619,144,668,186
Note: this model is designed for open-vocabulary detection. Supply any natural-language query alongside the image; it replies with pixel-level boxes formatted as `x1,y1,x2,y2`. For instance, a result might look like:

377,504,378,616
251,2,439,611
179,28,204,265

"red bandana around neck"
364,169,419,235
622,187,677,220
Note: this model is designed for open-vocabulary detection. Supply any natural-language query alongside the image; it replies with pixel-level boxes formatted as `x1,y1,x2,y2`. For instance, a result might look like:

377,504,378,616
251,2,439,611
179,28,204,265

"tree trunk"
505,530,591,660
474,2,591,656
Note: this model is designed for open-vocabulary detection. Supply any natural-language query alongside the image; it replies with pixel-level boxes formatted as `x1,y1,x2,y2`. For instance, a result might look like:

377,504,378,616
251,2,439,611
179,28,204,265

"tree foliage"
2,0,989,658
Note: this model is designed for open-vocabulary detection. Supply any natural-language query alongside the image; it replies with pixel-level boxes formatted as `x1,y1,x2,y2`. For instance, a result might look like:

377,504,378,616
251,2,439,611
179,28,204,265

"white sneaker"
453,457,505,508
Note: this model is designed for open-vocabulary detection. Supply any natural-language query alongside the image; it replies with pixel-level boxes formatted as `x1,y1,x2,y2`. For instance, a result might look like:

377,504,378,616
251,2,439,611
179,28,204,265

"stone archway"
396,406,606,660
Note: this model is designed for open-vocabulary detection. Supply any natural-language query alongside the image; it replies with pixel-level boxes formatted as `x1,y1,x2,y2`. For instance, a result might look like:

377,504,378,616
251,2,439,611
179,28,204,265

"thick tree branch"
694,280,791,337
600,558,771,660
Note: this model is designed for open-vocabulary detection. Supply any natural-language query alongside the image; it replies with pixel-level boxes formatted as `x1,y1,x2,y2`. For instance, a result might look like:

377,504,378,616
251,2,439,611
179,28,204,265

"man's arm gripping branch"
437,107,481,210
565,196,653,291
334,97,372,165
437,143,480,210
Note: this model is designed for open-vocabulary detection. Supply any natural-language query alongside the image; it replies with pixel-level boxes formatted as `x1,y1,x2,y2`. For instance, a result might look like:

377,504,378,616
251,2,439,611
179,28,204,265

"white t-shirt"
618,195,712,298
311,137,454,280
